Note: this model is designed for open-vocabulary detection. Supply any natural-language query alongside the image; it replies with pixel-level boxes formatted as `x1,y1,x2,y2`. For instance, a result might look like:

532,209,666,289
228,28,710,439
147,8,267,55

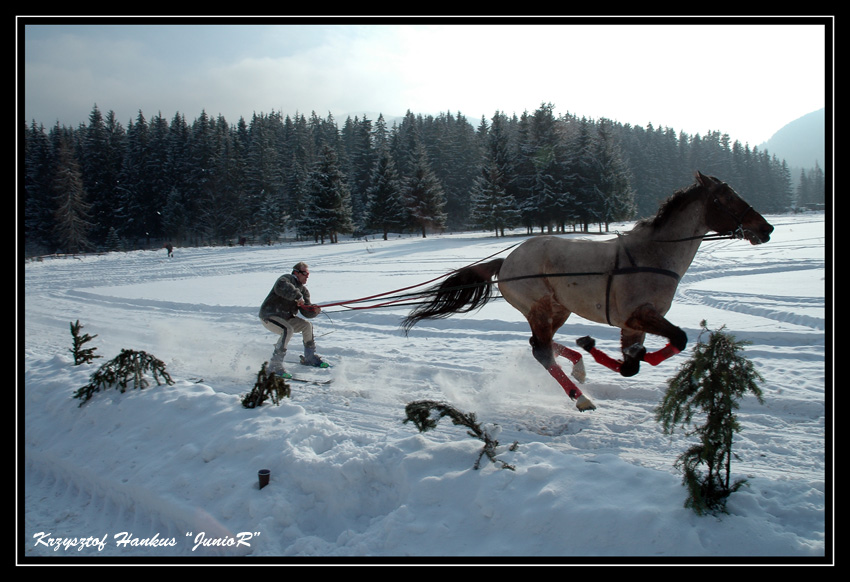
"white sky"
20,18,830,147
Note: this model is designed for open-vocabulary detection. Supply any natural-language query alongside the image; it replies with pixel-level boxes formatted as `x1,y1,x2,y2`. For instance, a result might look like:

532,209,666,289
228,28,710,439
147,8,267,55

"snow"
21,214,830,564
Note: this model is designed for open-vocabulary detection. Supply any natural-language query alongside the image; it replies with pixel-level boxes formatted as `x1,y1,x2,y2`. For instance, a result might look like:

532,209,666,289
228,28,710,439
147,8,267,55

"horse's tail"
401,258,504,334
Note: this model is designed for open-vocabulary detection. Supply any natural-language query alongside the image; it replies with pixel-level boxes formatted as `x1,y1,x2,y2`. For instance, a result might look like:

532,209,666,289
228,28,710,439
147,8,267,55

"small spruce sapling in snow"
404,400,518,470
242,362,291,408
73,349,174,406
655,320,764,515
70,320,101,365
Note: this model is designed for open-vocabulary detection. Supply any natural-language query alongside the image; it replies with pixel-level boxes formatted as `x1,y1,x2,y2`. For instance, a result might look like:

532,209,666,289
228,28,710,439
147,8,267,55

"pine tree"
165,112,193,243
469,161,519,237
257,188,285,245
24,121,56,253
810,161,826,205
104,226,124,252
590,118,636,230
116,111,153,245
531,149,563,233
428,111,480,229
246,112,286,238
161,187,188,243
404,142,447,238
512,111,538,234
391,110,423,177
798,162,825,208
365,148,406,240
79,105,121,247
69,320,101,365
342,114,376,227
569,116,600,232
655,320,764,515
305,144,354,243
51,133,92,254
470,112,521,237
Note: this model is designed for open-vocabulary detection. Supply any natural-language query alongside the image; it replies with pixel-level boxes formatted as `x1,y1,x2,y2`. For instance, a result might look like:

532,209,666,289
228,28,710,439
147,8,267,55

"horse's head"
696,171,774,244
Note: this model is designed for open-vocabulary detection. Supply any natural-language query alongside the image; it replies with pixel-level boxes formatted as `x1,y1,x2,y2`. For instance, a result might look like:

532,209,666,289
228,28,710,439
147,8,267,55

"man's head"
292,262,310,284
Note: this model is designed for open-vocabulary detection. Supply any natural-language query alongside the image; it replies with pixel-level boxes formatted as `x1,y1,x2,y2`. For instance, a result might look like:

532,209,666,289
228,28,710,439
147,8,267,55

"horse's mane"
632,181,706,233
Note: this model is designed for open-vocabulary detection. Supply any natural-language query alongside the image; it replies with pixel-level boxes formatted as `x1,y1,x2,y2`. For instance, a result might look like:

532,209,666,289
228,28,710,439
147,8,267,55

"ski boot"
269,350,292,379
300,343,329,368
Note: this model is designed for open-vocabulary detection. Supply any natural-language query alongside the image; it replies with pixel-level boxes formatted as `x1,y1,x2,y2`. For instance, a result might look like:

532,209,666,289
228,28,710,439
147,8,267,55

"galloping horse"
401,172,774,412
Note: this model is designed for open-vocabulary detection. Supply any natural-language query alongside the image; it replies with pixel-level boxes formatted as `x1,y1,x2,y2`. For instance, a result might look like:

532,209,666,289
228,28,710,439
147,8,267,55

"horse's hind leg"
526,300,595,411
553,343,586,383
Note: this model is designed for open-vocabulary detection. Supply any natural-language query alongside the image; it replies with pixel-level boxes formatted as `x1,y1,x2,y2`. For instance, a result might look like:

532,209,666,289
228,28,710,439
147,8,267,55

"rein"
314,241,523,311
316,193,752,315
316,235,682,320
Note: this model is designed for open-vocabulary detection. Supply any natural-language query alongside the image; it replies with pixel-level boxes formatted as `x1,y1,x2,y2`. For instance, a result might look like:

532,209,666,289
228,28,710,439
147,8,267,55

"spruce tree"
69,320,101,365
24,121,56,253
342,114,376,226
365,148,406,240
79,105,118,247
469,161,519,237
590,118,636,230
51,134,92,254
655,321,764,515
305,144,354,243
404,142,447,238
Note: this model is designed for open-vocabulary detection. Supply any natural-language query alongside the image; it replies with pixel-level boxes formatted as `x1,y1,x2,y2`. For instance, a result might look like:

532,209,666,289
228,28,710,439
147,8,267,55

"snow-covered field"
21,213,830,563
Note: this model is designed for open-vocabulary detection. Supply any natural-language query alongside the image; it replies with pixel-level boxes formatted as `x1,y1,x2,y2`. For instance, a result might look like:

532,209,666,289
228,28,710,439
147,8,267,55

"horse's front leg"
577,305,686,377
623,304,686,369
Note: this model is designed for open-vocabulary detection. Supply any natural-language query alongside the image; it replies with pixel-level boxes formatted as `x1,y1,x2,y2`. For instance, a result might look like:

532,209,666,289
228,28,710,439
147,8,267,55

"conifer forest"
23,103,825,256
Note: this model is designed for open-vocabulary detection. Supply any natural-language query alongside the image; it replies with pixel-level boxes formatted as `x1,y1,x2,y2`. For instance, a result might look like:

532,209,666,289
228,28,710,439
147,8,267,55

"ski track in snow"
22,213,829,559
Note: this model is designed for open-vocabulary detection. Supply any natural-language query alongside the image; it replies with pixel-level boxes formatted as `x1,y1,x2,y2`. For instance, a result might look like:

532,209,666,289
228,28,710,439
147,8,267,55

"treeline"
23,102,824,255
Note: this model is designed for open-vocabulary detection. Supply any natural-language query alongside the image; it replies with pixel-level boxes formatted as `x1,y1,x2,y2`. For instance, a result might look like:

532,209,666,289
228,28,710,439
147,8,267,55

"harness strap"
605,235,680,325
605,252,619,325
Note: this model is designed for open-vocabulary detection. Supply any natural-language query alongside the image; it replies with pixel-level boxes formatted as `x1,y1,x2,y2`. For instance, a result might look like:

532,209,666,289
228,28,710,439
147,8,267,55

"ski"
276,371,331,385
287,376,332,386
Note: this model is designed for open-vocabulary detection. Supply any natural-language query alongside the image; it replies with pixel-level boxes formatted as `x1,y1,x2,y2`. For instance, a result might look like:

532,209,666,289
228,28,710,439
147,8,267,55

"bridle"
654,192,758,243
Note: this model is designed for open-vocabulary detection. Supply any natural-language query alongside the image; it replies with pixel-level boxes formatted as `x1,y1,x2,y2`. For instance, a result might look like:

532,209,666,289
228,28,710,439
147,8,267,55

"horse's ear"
694,171,710,187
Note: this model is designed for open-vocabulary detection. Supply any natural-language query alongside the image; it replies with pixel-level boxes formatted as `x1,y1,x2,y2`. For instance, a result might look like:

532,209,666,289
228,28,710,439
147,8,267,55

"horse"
401,171,774,412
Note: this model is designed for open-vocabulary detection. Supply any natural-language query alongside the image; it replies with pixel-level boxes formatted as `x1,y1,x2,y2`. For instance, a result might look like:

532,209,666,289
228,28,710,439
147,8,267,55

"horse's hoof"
620,362,640,377
576,336,596,351
575,394,596,412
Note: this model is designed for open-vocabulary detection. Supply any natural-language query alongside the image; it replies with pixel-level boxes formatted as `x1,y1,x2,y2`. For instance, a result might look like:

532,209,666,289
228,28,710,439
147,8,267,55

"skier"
164,242,173,257
259,262,327,376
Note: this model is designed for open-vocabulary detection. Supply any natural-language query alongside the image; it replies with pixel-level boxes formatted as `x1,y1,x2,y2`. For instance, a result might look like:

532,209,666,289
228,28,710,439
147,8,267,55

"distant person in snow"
164,243,173,258
259,262,327,376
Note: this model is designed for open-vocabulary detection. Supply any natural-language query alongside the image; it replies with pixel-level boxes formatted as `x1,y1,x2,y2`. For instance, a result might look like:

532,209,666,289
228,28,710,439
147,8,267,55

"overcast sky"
20,18,829,147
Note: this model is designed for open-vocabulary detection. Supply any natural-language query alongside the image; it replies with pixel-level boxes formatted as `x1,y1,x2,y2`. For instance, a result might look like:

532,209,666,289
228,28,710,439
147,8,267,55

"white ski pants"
262,315,315,354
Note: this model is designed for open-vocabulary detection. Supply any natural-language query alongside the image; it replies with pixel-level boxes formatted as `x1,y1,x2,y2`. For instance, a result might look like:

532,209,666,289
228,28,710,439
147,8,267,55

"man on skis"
259,261,328,376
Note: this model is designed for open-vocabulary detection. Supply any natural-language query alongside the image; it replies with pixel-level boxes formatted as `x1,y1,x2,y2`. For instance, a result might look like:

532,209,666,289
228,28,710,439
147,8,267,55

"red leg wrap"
643,343,680,366
588,347,622,373
554,343,582,364
547,365,583,400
